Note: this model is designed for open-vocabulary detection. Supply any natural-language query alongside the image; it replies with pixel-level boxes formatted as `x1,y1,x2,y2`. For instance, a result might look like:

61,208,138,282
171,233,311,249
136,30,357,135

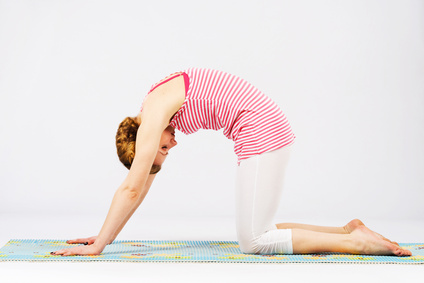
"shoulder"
148,72,186,94
142,75,185,121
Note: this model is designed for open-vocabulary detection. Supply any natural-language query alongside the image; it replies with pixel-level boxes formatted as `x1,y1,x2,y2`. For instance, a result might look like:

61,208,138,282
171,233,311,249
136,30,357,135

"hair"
115,117,161,174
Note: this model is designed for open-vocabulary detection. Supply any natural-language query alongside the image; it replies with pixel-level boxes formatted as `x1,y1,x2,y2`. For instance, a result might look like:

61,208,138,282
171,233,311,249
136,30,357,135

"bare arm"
109,174,156,242
93,102,181,251
52,76,185,256
66,174,156,246
54,141,158,255
90,176,155,250
92,78,184,251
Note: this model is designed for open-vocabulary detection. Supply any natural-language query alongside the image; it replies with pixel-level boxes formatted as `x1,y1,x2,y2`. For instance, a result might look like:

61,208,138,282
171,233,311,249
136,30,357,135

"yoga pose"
52,68,411,257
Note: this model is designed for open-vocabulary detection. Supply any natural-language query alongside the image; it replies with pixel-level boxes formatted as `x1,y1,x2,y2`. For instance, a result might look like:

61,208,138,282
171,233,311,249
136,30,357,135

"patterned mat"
1,239,423,264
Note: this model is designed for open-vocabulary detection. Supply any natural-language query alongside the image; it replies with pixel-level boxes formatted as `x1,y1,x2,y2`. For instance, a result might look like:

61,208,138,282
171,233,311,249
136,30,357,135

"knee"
237,229,293,255
237,236,258,254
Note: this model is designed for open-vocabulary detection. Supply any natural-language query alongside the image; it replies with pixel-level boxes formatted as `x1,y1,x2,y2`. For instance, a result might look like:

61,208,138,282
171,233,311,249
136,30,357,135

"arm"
66,174,156,246
92,80,184,251
52,76,185,256
91,172,156,250
109,174,156,243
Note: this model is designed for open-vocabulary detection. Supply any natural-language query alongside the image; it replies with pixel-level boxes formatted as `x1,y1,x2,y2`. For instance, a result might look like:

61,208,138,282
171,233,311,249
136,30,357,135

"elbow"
119,187,142,200
127,190,141,200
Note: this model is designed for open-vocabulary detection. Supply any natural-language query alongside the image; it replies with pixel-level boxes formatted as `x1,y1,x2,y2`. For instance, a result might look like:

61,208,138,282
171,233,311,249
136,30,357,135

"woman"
52,68,411,257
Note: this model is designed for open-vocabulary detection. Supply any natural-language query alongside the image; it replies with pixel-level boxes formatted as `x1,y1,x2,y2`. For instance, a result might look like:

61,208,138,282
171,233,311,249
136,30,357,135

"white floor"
0,213,423,283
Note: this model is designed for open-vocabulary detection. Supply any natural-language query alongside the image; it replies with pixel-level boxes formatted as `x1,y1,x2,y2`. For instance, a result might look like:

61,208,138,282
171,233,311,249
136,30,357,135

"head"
115,116,177,174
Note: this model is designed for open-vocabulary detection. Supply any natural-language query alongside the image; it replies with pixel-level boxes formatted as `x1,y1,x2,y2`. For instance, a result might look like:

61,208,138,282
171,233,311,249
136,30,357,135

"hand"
51,243,103,257
66,236,97,245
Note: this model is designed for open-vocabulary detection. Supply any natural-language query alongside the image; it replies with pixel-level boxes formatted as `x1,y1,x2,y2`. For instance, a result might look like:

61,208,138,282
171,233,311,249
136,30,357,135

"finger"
54,248,75,256
52,248,70,255
67,238,85,244
50,250,61,256
67,239,90,245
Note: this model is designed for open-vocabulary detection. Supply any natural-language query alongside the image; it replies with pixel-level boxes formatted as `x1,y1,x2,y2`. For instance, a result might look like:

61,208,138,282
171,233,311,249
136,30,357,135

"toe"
394,247,411,257
394,249,403,256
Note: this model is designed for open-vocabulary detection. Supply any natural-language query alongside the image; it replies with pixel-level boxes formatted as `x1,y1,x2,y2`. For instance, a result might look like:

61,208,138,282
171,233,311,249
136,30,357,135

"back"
169,68,296,164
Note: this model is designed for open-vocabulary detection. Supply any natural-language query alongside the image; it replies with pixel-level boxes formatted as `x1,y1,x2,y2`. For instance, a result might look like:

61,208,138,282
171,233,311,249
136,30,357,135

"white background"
1,0,423,229
1,1,424,282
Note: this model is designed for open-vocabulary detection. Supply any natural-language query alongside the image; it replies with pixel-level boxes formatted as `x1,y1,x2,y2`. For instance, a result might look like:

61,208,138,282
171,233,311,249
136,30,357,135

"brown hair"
115,117,161,174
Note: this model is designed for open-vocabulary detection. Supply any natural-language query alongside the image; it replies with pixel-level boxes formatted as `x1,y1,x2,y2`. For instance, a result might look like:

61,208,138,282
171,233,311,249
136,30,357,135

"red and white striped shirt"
143,68,296,164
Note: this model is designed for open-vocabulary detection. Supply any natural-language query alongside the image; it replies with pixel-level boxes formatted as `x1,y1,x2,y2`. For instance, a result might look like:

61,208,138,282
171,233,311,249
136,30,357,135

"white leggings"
235,145,293,254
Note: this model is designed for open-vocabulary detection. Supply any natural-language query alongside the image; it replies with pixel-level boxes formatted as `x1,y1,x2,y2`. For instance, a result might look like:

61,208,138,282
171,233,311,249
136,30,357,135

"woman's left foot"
343,219,400,247
350,225,411,256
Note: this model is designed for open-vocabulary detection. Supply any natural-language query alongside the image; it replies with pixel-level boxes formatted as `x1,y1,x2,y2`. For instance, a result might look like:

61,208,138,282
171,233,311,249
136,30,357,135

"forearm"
109,174,156,243
109,193,144,243
93,188,142,251
93,117,162,250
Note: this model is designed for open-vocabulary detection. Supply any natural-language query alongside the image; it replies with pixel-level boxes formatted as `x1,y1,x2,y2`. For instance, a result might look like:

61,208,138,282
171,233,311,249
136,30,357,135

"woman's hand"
51,243,103,257
66,236,98,245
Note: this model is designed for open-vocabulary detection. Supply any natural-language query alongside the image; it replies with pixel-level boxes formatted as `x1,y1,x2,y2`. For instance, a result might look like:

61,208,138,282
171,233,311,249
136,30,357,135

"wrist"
92,240,107,252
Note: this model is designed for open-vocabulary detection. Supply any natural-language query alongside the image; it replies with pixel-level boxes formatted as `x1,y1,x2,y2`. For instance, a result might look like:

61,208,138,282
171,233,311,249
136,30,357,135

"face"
153,125,178,166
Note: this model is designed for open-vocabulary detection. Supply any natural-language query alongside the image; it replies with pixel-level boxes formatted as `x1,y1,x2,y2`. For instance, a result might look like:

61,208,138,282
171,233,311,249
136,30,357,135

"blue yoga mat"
1,239,423,264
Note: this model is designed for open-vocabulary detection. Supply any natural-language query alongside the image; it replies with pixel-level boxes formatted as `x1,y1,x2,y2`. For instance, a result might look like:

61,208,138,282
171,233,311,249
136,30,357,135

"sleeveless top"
141,68,296,164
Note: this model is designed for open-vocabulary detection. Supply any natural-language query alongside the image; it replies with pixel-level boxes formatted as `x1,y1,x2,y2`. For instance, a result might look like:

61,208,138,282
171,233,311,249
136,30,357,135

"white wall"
1,0,423,223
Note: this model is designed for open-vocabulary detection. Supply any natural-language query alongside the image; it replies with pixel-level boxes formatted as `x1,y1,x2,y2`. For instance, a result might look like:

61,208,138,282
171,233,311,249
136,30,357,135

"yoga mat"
0,239,423,264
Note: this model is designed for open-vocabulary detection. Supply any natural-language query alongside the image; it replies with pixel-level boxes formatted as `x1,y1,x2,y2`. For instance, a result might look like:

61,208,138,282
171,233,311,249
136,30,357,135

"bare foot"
344,219,400,247
350,225,412,256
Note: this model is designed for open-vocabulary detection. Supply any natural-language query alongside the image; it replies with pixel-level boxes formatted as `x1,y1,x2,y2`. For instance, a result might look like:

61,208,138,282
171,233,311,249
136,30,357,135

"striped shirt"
143,68,296,164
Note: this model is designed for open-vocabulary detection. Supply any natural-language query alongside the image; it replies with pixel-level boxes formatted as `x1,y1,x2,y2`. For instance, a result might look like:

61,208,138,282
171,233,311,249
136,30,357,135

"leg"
235,145,293,254
277,218,400,246
235,146,411,256
276,222,347,234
